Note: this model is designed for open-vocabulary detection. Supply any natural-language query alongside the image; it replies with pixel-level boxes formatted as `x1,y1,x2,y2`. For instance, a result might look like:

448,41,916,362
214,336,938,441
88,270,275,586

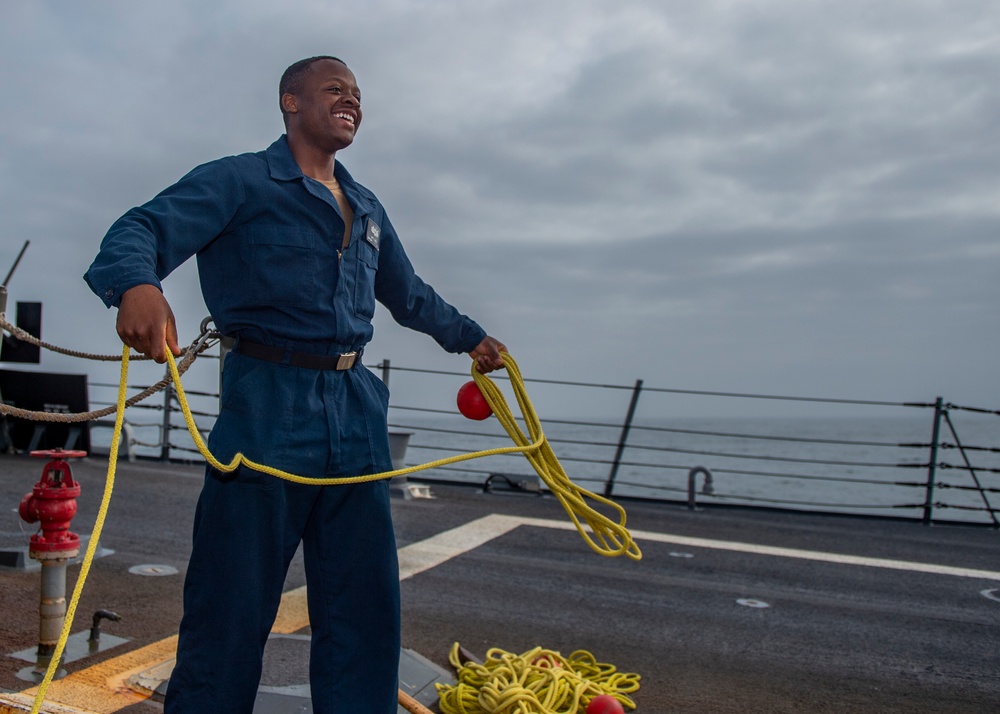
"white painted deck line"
397,514,525,581
286,512,998,622
512,515,1000,582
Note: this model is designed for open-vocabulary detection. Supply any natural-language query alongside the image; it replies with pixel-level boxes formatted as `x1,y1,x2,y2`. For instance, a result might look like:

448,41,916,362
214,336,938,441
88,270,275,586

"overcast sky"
1,0,997,420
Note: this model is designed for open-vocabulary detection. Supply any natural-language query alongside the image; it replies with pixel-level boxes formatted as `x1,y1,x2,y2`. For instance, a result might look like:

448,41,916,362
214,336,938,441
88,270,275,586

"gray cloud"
1,0,997,417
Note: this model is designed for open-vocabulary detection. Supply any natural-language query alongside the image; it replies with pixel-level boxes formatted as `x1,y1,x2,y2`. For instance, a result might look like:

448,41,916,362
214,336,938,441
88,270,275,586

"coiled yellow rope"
469,358,642,561
29,345,640,713
436,643,640,713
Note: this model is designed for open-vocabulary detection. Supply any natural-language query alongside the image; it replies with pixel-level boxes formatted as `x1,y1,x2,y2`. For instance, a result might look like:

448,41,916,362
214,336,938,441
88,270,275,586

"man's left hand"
469,336,507,373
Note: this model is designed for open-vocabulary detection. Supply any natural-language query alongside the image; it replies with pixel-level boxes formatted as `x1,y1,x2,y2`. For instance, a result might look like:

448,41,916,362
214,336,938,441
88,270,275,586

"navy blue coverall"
84,135,486,713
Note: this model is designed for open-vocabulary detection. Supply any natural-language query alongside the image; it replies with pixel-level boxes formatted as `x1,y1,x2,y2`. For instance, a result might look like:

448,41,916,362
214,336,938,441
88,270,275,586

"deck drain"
669,552,694,559
981,589,1000,603
129,564,178,577
736,598,770,609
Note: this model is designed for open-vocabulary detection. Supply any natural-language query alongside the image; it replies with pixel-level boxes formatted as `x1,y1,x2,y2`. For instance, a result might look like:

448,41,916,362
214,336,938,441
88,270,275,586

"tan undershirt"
319,177,353,252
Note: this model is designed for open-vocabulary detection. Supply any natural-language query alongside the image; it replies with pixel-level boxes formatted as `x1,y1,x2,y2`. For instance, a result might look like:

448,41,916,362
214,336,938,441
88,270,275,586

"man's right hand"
116,284,181,364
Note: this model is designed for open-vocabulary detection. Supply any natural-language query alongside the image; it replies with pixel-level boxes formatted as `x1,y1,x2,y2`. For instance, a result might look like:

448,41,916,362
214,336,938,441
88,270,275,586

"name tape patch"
365,219,381,250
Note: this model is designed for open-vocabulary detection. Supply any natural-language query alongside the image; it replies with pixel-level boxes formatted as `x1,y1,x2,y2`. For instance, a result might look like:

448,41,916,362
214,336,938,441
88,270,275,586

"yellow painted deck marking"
1,636,177,714
0,695,91,714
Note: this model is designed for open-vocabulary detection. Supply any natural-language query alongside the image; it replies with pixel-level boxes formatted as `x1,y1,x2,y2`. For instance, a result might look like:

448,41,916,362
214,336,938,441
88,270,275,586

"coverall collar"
265,135,374,217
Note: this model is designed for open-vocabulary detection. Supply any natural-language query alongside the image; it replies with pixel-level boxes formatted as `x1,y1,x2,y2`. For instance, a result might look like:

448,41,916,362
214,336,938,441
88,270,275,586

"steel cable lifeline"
27,342,641,714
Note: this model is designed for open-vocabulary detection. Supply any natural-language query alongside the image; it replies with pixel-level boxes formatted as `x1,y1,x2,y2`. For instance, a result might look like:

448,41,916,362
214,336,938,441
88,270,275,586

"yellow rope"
165,349,541,485
468,358,642,561
29,346,129,714
28,345,640,712
165,348,640,560
436,643,641,714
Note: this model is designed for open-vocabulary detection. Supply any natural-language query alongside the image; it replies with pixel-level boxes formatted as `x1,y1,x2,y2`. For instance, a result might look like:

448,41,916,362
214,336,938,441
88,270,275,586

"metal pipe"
922,397,944,526
89,609,122,650
604,379,643,498
942,410,999,529
160,369,173,462
687,466,714,511
37,560,68,657
2,239,30,288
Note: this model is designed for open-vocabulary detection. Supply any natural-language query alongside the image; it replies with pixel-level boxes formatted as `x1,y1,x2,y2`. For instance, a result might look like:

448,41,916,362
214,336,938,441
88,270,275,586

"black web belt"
236,340,362,371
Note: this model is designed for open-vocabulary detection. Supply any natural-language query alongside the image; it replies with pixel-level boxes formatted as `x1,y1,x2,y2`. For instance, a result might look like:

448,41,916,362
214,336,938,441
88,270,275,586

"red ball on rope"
457,380,493,420
586,695,625,714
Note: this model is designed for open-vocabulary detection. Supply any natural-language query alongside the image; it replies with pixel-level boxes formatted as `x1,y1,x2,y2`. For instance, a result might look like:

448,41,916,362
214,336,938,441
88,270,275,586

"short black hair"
279,56,348,119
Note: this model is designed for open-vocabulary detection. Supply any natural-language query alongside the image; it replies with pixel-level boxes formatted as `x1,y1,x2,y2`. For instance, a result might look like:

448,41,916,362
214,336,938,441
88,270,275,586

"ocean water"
388,412,1000,525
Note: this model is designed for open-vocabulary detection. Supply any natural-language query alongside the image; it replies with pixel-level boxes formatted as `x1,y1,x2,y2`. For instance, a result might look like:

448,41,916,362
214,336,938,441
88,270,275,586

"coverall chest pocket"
247,227,320,306
353,240,378,321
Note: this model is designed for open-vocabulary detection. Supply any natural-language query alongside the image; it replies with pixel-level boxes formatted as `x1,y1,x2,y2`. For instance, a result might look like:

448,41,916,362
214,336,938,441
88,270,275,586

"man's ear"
281,93,298,115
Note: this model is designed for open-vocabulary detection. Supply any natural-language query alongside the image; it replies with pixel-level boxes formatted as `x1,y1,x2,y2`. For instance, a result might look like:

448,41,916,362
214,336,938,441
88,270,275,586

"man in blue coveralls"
84,56,506,713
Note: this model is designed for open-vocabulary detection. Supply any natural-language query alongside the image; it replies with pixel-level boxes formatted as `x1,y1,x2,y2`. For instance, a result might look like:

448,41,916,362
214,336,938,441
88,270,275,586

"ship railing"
85,351,998,528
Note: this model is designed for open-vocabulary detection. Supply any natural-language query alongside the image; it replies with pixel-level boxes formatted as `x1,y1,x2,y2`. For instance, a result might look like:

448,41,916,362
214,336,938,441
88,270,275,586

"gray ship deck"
2,454,998,713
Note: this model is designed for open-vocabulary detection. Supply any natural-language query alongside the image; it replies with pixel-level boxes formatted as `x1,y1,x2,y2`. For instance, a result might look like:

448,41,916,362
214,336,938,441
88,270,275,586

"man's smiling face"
283,58,363,153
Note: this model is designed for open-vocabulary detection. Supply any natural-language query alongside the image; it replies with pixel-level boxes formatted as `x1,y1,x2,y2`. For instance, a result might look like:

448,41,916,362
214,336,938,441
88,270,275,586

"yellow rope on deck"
436,643,641,714
29,344,640,713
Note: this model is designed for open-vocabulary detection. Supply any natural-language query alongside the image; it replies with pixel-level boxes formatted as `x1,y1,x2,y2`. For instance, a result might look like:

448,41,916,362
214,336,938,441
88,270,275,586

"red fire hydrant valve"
19,449,87,560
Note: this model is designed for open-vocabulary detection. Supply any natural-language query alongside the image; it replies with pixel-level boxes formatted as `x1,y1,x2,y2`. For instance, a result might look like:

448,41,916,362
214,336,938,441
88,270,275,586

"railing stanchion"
942,410,999,529
922,396,944,526
160,366,173,462
604,379,643,498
